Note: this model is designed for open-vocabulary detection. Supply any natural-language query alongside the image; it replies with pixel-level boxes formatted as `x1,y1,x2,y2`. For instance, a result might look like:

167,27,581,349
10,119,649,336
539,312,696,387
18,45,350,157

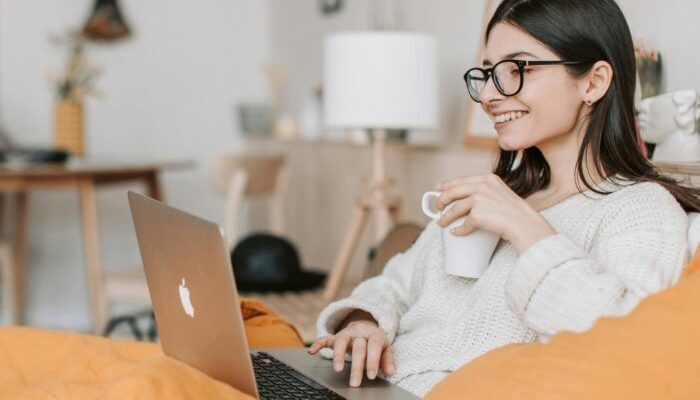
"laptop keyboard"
252,352,346,400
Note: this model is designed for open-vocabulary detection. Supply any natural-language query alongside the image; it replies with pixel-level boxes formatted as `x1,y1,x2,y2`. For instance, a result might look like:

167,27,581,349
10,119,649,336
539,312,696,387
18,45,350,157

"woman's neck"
536,128,605,195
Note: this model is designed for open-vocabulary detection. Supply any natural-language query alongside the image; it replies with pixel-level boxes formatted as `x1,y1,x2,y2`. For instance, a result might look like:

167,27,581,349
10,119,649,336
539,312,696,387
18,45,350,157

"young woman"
309,0,700,396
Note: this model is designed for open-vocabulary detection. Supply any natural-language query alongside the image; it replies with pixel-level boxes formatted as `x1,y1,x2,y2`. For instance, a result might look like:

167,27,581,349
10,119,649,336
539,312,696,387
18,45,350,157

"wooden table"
0,158,192,333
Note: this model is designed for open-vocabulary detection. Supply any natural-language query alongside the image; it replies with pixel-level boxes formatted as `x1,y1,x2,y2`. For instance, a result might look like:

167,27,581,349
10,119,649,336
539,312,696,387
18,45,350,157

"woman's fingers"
436,174,487,191
332,334,351,372
380,347,395,375
436,184,479,211
308,336,332,354
438,197,474,228
365,334,384,380
451,215,479,236
350,337,367,387
310,326,394,386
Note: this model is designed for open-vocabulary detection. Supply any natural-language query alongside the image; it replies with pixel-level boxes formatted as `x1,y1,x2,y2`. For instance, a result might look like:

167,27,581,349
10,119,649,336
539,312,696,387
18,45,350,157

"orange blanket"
0,299,303,400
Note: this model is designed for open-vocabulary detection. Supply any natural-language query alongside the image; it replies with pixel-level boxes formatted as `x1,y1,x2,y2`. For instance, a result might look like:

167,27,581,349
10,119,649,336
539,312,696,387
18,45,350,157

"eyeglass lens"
467,61,522,102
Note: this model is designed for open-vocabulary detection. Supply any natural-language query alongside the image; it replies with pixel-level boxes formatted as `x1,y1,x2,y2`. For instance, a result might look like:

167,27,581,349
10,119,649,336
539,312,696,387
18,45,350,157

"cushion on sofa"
425,243,700,400
0,298,303,400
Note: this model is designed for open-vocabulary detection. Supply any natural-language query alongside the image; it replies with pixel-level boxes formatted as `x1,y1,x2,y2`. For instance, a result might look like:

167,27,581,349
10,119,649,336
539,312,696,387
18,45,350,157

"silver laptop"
128,192,419,400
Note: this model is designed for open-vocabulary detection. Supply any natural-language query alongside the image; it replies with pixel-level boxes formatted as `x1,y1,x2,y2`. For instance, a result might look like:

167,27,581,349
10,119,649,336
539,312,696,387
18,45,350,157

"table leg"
78,179,106,334
0,240,14,324
9,192,28,325
0,193,4,228
145,171,163,201
389,198,402,224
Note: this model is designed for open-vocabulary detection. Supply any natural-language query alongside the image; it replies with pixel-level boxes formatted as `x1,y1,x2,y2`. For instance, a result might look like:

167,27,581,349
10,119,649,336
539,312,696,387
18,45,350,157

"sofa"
2,219,699,399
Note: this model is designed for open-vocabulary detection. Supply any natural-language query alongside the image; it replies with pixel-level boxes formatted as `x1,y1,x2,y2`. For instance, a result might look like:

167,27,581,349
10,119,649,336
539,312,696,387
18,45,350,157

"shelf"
654,161,700,177
243,136,497,155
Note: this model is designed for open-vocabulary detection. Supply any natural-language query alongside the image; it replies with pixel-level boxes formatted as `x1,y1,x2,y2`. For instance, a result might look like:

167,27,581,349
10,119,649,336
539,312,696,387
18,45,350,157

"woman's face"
481,22,586,151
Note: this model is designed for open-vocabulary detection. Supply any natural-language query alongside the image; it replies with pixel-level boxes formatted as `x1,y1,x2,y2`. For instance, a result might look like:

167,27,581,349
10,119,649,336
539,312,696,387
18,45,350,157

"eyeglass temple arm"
523,60,587,66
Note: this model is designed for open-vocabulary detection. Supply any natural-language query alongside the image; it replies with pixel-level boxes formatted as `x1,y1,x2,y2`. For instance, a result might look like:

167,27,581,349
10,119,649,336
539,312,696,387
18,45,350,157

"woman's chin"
497,135,525,152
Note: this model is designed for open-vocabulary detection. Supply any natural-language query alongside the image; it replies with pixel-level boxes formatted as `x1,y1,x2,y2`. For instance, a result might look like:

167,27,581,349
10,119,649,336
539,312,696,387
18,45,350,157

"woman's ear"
581,61,613,105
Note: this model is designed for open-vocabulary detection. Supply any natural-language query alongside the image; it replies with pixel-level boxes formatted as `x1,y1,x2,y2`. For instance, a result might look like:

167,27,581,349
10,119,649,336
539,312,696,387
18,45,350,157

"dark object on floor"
103,309,157,341
231,233,326,292
83,0,131,41
0,148,70,165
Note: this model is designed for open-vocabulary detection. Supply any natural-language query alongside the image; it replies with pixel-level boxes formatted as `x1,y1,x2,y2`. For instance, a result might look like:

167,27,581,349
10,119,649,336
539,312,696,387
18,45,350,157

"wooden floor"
242,280,359,344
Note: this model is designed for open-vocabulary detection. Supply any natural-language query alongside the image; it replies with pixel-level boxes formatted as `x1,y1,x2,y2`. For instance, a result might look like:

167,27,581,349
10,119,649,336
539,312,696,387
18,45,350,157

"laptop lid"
128,191,258,398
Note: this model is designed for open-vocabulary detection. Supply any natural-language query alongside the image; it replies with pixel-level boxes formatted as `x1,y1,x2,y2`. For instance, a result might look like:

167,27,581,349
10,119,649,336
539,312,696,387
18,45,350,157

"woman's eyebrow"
506,51,539,59
482,51,540,66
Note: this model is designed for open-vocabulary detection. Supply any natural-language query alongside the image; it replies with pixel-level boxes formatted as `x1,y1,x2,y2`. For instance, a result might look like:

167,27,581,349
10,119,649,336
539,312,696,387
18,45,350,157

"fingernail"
334,362,342,372
350,377,360,387
368,370,376,379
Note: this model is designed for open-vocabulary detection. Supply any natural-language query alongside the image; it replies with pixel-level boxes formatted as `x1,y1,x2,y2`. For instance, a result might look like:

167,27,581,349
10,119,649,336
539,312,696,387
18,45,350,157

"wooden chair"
101,155,288,336
209,154,289,248
364,222,423,280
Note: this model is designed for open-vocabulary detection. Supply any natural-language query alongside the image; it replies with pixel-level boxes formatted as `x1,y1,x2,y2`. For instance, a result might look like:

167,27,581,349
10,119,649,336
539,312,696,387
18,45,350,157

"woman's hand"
435,173,555,254
308,320,395,387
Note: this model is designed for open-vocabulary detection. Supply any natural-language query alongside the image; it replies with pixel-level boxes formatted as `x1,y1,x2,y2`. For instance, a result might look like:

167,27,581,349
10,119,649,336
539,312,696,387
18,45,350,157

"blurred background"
0,0,698,340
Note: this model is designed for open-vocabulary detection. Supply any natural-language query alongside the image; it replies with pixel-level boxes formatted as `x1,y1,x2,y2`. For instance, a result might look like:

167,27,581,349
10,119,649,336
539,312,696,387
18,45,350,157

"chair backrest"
209,154,289,248
364,222,424,279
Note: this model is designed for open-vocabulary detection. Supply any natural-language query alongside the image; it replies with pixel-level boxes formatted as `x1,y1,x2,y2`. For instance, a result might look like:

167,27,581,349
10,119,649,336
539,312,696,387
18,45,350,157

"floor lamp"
322,31,438,301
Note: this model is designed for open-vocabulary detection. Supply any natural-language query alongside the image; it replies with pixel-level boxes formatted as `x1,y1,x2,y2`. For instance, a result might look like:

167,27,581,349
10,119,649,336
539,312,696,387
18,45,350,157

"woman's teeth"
494,111,528,124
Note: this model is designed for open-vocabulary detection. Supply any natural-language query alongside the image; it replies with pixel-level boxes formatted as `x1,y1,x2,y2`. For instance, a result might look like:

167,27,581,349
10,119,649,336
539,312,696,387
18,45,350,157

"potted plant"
49,31,101,156
634,37,662,100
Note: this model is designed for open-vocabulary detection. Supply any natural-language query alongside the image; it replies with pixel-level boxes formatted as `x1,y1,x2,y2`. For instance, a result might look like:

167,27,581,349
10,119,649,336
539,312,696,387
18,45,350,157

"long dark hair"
487,0,700,212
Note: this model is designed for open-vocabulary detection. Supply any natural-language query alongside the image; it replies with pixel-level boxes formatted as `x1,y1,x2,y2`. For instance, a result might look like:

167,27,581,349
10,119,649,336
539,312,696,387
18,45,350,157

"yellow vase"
54,100,85,156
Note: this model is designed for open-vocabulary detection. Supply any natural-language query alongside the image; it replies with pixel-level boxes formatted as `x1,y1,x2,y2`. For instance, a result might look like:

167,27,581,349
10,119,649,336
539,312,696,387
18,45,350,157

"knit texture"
316,178,689,397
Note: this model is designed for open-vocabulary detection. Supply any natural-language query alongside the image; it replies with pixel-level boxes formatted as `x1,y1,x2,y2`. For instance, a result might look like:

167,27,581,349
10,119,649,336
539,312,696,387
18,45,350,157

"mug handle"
421,191,441,219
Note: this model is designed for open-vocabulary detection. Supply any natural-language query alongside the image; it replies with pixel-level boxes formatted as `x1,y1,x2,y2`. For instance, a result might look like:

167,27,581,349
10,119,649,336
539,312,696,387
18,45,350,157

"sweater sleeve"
505,184,689,338
316,221,438,344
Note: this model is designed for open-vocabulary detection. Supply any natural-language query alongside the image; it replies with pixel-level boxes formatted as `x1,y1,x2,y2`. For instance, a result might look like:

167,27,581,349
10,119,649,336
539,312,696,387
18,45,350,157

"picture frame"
464,0,499,148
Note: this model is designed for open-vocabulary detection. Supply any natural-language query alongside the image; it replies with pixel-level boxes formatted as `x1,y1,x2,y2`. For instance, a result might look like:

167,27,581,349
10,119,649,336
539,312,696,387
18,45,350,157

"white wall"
0,0,270,330
269,0,700,144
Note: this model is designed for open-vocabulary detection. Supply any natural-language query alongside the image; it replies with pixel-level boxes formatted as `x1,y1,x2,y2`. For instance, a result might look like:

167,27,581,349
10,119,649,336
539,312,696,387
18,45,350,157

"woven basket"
54,100,85,156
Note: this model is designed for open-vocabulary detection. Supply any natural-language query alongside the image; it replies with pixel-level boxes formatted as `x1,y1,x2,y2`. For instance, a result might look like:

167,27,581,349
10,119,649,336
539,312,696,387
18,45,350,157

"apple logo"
179,278,195,318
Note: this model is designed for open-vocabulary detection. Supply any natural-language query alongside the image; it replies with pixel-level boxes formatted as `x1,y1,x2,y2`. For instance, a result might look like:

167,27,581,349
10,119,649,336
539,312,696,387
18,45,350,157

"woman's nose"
479,75,504,105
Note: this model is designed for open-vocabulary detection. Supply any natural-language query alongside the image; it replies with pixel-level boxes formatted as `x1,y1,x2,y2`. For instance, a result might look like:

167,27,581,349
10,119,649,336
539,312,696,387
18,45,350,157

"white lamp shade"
323,31,438,130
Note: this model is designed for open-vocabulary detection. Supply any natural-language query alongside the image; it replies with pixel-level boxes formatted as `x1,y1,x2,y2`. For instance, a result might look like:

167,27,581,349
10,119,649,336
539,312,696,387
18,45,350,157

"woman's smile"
491,110,529,128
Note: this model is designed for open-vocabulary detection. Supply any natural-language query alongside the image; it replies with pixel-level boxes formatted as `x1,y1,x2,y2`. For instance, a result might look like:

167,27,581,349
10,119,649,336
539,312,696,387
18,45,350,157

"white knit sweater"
316,178,689,397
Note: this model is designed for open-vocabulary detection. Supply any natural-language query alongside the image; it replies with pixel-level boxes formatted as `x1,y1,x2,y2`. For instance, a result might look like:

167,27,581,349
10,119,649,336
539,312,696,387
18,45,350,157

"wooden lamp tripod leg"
322,200,371,302
323,129,401,302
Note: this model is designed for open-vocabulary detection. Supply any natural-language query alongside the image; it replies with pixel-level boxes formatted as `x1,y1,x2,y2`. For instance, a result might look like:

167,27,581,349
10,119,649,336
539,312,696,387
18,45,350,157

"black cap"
231,233,326,292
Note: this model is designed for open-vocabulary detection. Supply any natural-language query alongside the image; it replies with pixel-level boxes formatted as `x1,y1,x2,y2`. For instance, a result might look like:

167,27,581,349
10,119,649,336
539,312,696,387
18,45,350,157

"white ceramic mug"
421,191,500,279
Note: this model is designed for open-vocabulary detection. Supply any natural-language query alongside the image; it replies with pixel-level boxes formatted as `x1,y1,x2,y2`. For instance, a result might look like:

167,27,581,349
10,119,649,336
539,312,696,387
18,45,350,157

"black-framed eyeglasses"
464,59,588,103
